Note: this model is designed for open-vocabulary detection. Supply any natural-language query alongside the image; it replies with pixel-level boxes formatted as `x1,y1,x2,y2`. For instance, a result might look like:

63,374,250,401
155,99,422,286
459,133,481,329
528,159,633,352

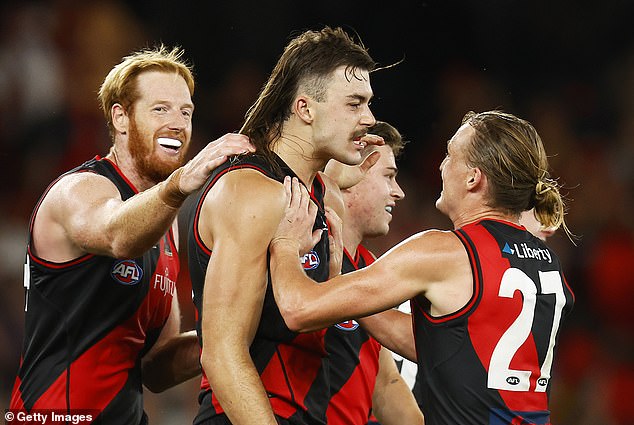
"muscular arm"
34,171,185,261
270,178,469,332
372,347,424,425
198,170,285,425
270,231,423,332
359,309,417,362
33,133,254,262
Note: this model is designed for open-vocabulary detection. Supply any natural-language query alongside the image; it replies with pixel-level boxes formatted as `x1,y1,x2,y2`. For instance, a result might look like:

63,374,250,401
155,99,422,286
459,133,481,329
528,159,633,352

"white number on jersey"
488,269,566,392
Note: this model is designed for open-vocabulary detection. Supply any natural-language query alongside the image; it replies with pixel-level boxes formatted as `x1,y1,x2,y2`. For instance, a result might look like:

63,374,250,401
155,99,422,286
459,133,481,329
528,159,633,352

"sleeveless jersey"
187,154,331,425
412,219,574,425
325,245,381,425
10,157,178,424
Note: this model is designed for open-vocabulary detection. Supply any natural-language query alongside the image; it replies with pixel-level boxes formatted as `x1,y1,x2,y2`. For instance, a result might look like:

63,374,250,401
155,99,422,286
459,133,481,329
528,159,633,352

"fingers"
325,206,344,278
275,177,322,256
325,206,343,241
206,133,255,158
288,177,318,224
360,133,385,147
359,150,381,174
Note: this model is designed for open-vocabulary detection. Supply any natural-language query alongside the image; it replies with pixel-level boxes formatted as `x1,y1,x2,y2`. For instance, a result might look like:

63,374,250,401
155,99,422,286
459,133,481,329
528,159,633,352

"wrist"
158,168,187,209
270,237,301,254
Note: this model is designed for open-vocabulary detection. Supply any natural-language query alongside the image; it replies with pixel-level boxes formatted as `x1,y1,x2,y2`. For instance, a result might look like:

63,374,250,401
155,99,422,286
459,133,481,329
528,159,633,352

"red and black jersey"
10,157,178,424
412,219,574,425
187,154,331,425
325,245,381,425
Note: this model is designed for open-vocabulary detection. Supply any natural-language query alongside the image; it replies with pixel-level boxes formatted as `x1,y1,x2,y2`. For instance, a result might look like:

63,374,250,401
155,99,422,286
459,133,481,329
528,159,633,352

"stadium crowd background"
1,1,633,424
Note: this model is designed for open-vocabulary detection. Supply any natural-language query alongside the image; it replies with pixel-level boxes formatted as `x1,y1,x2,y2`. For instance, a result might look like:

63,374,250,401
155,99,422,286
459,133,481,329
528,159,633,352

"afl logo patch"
111,260,143,285
335,320,359,331
301,250,320,270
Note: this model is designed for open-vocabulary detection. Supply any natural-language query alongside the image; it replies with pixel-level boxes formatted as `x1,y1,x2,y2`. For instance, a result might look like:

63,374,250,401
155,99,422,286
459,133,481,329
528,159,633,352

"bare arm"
269,179,421,331
199,170,284,425
359,309,417,362
269,177,469,333
33,134,254,262
372,347,424,425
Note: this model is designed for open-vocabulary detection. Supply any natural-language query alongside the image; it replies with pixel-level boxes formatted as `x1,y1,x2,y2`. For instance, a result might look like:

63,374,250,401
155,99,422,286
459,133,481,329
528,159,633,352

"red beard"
128,118,183,183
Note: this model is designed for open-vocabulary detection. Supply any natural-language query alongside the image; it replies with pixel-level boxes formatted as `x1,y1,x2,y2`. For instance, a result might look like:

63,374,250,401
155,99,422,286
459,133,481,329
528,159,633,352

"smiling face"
126,70,194,183
310,66,376,166
343,144,405,240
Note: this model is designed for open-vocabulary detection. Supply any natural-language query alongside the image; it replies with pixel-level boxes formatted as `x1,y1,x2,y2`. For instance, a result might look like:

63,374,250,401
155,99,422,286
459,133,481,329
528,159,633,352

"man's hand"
324,133,384,189
271,177,323,255
178,133,255,194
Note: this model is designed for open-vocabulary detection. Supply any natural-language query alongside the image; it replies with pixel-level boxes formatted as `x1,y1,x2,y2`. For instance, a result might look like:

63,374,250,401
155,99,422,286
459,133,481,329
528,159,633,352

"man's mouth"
157,137,182,150
353,136,367,149
385,206,393,214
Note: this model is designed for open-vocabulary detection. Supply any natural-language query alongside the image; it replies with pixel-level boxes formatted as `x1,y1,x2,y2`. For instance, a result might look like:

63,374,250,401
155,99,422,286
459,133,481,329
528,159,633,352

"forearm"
372,348,424,425
103,169,187,258
203,346,277,425
359,310,417,362
142,330,201,393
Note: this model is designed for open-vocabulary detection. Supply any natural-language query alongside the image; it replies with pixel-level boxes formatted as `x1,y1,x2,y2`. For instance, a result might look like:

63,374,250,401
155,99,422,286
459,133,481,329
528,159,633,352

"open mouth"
157,137,182,150
353,136,367,149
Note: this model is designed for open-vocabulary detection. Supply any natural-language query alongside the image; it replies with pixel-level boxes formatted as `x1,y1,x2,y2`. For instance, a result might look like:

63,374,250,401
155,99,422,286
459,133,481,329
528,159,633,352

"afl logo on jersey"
301,250,320,270
111,260,143,285
335,320,359,331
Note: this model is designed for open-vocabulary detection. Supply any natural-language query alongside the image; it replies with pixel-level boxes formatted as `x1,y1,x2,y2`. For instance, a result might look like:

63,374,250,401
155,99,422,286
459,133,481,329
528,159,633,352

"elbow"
278,303,318,333
109,238,147,259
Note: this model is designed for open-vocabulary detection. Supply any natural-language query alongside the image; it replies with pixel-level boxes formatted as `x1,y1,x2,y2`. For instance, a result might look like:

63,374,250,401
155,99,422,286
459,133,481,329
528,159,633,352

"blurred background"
1,0,633,424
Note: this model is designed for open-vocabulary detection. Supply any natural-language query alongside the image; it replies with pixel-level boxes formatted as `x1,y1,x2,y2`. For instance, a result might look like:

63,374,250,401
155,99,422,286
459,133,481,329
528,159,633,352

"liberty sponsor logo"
111,260,143,285
154,267,176,297
301,250,320,270
502,242,552,263
335,319,359,331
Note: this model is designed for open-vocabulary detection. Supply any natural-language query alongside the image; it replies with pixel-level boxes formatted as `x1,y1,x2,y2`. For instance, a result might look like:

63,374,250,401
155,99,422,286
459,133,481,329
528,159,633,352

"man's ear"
112,103,129,135
466,166,485,191
293,96,313,124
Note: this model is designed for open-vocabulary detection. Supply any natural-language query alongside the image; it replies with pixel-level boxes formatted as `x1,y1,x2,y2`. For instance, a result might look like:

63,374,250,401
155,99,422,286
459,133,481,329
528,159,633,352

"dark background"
1,1,633,424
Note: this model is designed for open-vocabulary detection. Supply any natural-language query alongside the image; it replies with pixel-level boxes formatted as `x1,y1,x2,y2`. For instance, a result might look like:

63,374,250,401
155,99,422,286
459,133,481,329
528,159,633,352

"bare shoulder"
377,229,467,283
391,229,463,256
198,169,287,244
33,171,120,260
48,171,119,204
202,168,285,213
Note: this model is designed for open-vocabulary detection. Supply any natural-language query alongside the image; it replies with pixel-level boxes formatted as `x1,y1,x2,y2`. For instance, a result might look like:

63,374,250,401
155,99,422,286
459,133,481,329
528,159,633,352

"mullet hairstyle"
239,26,376,174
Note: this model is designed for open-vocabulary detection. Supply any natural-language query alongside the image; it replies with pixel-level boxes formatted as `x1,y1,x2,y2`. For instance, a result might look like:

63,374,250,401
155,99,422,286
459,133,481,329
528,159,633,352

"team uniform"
325,245,381,425
412,219,574,425
187,154,331,425
10,157,178,424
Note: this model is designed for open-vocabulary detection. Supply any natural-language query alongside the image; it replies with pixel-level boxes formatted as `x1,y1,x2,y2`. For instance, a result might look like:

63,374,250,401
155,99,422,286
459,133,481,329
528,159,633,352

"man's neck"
342,224,363,259
105,146,156,192
273,130,327,187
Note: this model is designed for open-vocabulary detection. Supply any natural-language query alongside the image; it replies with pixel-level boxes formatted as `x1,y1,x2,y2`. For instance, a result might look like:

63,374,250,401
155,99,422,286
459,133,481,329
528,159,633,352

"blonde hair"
462,110,572,239
98,44,194,137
